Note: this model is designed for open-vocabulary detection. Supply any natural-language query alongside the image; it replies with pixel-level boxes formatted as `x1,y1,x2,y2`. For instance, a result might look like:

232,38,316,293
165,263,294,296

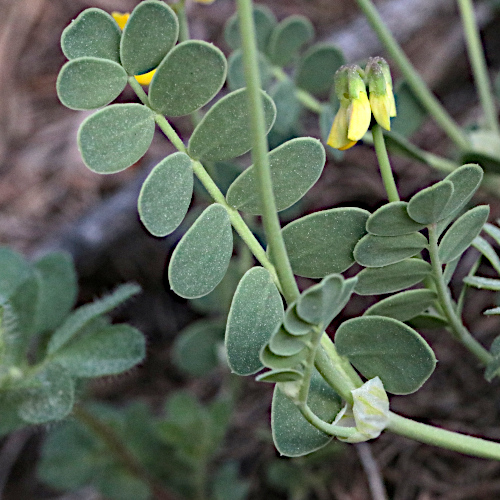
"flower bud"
365,57,396,130
332,377,390,443
328,65,371,150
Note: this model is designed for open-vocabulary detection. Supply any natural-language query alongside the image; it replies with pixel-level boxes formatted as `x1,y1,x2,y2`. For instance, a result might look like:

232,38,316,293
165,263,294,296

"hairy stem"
355,0,470,150
73,405,178,500
457,0,500,136
388,412,500,460
428,224,492,364
236,0,300,304
372,124,400,202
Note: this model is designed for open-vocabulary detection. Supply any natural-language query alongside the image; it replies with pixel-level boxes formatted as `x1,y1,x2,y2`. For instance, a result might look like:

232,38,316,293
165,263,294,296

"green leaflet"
77,104,155,174
407,180,454,225
188,88,276,162
280,207,369,278
120,0,179,76
366,201,425,236
57,57,127,110
227,49,272,91
225,267,284,376
61,8,121,62
354,232,428,268
271,369,342,457
149,40,227,116
138,153,193,237
168,204,233,299
438,206,490,263
226,137,325,214
336,316,436,395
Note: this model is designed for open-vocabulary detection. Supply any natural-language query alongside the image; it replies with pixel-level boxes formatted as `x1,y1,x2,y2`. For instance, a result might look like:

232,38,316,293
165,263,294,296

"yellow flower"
111,12,156,86
327,92,371,150
365,58,396,131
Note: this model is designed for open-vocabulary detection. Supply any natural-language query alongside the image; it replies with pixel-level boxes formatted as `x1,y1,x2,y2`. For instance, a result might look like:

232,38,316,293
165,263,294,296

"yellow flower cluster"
327,58,396,151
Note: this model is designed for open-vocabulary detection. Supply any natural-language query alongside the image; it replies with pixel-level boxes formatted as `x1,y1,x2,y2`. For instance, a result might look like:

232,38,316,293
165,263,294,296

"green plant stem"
372,124,400,202
427,224,492,365
73,405,178,500
387,412,500,460
128,77,150,106
297,403,357,439
457,253,482,315
355,0,470,151
457,0,500,136
272,66,323,114
236,0,300,304
153,114,281,289
174,0,190,42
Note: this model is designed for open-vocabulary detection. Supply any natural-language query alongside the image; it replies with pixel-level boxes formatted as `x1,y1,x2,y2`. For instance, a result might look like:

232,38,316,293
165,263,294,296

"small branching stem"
372,124,400,202
73,405,179,500
457,0,500,136
427,224,492,365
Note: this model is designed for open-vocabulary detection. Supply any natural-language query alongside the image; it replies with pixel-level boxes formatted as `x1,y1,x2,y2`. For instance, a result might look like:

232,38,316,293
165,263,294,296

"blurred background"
2,0,500,498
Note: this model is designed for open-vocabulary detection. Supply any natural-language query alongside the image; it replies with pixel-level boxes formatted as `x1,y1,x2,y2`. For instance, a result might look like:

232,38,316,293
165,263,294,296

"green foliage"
295,43,345,96
366,201,426,236
280,208,369,278
354,232,428,268
270,79,302,135
78,104,155,173
168,204,233,298
407,180,454,225
57,57,128,110
226,137,325,214
120,0,179,76
227,49,273,91
336,316,436,395
149,41,227,116
138,152,194,237
225,267,284,375
61,8,121,62
188,88,277,161
267,15,314,67
271,369,341,456
391,80,427,137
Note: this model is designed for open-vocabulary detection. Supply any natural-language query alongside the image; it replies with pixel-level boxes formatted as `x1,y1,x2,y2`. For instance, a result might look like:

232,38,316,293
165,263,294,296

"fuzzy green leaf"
438,206,490,263
354,259,431,295
472,236,500,275
354,233,428,268
61,8,121,62
295,44,345,96
52,324,145,377
57,57,127,110
149,40,227,116
138,152,193,237
47,283,140,355
268,15,314,67
256,368,304,383
168,204,233,299
271,369,342,457
268,327,311,356
336,316,436,395
280,208,369,278
364,289,437,321
463,276,500,291
367,201,425,236
226,137,325,214
270,79,302,135
188,88,276,161
225,267,284,375
0,247,31,299
407,180,454,225
227,49,272,91
120,0,179,76
78,104,155,173
283,305,313,336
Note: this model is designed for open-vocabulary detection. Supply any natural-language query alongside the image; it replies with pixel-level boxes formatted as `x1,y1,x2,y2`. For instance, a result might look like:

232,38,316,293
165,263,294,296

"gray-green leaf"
226,137,325,214
78,104,155,174
120,0,179,76
336,316,436,395
354,259,432,295
281,208,369,278
366,202,425,236
407,180,454,225
188,88,276,162
438,205,490,263
354,233,427,268
61,8,121,62
364,289,437,321
138,153,193,237
168,204,233,299
225,267,284,375
149,40,227,116
57,57,127,110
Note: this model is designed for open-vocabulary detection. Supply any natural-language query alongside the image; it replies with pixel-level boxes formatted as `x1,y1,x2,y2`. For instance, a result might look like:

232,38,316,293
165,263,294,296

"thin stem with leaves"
372,124,400,202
